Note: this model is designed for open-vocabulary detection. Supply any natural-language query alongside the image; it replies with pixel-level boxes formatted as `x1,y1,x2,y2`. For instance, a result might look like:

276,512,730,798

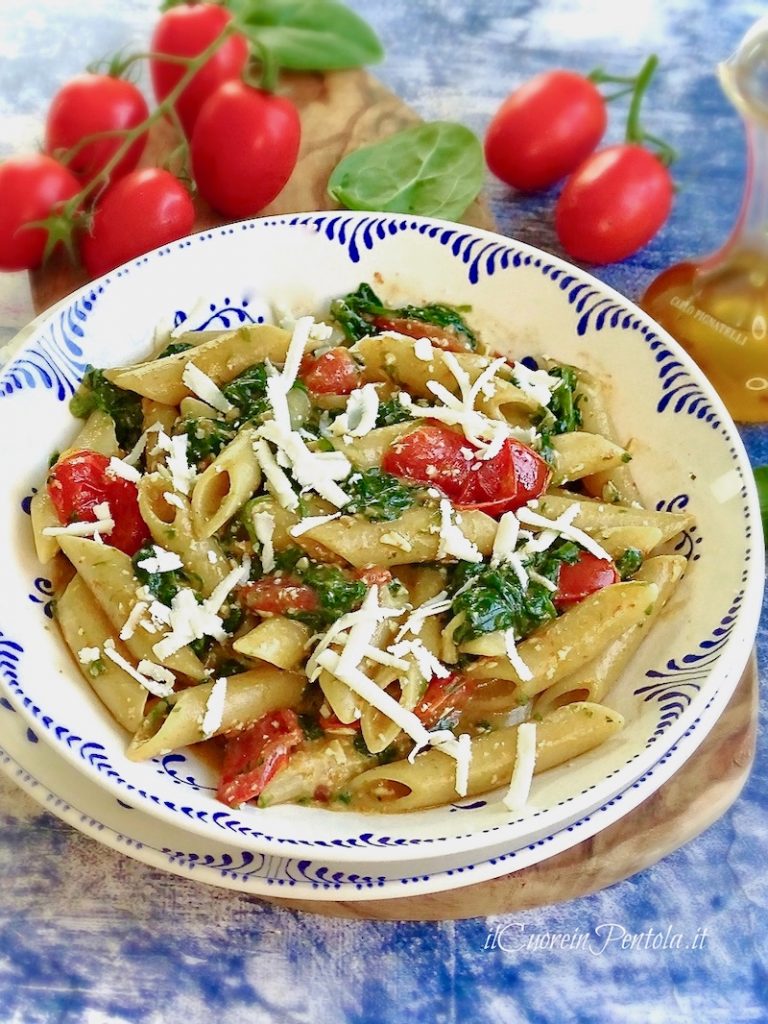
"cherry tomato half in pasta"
555,551,619,608
414,673,475,731
217,708,303,807
381,423,550,516
300,347,361,395
371,316,468,352
240,576,319,616
47,450,149,556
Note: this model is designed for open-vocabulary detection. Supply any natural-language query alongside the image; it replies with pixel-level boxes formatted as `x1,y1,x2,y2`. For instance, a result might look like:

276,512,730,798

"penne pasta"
104,324,291,403
233,617,311,670
127,667,306,761
550,431,629,485
57,574,148,732
344,702,624,812
191,427,261,539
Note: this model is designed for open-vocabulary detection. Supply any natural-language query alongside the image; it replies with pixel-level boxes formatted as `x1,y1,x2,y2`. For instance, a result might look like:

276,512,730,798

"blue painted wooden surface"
1,2,766,1022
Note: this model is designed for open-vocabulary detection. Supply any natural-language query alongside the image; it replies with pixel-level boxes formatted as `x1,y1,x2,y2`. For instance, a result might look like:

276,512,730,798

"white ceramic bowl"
0,212,762,865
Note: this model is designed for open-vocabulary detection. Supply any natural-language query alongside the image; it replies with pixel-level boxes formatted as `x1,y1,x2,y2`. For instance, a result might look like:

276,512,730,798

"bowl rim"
0,209,763,864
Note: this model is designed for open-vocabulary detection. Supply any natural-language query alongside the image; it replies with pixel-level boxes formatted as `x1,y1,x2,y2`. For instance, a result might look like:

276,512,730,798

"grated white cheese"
290,512,342,537
253,438,298,510
503,629,533,682
503,722,537,811
182,362,233,414
437,499,482,563
137,660,175,687
163,491,185,510
510,362,563,409
454,732,472,797
252,509,276,572
413,336,434,362
207,549,219,565
151,587,229,661
77,646,101,666
394,592,453,641
516,503,612,562
43,516,116,539
258,420,352,508
107,457,141,484
388,638,451,681
102,639,175,697
136,545,184,575
154,431,196,495
201,677,228,737
328,383,380,439
119,601,149,642
206,560,250,616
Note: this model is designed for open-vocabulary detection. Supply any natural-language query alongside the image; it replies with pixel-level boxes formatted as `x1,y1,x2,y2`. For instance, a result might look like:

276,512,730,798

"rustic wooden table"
0,2,766,1022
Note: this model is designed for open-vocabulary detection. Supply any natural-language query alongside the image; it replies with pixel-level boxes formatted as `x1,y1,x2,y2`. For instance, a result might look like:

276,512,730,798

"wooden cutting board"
27,69,758,919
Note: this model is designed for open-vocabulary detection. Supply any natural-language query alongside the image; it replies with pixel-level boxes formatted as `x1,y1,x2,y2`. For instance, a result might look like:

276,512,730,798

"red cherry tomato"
240,576,319,616
300,348,361,395
317,712,361,735
381,423,550,516
371,316,468,353
414,673,474,731
47,449,149,556
80,168,195,278
352,567,393,589
0,155,80,272
555,551,619,608
190,80,301,217
218,709,303,807
150,3,249,137
485,71,607,192
555,144,674,264
45,74,149,185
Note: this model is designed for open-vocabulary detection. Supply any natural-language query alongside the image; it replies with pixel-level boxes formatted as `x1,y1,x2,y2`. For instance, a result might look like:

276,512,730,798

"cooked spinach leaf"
132,543,187,607
180,416,236,466
449,540,581,645
295,563,366,629
70,366,144,450
330,282,477,349
344,467,419,521
157,340,193,359
221,363,271,422
615,547,644,580
376,396,414,427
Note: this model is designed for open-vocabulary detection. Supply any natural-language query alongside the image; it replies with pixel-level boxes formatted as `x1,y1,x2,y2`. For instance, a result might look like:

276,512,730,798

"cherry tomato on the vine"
191,80,301,218
47,449,149,556
0,155,80,272
150,3,249,137
80,167,195,278
45,73,149,185
485,71,607,192
555,144,674,264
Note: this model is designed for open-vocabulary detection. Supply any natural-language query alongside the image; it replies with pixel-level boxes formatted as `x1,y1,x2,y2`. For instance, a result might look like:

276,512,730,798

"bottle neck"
732,119,768,250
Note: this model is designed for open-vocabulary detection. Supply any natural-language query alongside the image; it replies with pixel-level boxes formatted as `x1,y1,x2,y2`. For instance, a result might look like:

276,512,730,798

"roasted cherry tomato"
381,423,550,516
80,168,195,278
0,154,80,271
353,567,394,588
485,70,607,192
47,449,149,555
190,80,301,217
371,316,468,352
300,347,361,395
414,673,474,731
555,551,619,608
218,709,303,807
45,73,149,185
555,144,674,264
240,576,319,616
317,712,361,735
150,2,249,136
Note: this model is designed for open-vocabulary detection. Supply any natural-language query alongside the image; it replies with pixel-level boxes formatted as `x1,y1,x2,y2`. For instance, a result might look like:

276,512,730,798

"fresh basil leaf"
328,121,485,221
235,0,383,70
754,465,768,544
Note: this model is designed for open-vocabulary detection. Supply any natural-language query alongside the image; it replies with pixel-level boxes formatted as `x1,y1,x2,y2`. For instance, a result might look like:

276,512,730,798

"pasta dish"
30,283,693,813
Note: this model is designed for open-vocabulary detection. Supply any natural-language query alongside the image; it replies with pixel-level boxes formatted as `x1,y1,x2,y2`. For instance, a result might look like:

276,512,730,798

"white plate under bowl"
0,212,762,866
0,657,743,901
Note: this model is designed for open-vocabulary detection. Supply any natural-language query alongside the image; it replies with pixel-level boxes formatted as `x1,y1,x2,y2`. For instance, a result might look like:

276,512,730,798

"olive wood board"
25,69,759,920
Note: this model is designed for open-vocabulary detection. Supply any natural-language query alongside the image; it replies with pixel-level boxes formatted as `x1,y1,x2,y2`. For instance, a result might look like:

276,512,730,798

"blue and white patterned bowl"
0,212,762,866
